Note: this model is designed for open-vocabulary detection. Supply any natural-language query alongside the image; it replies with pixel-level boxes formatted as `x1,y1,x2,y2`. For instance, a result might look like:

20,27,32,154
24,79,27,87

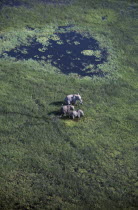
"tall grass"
0,0,138,209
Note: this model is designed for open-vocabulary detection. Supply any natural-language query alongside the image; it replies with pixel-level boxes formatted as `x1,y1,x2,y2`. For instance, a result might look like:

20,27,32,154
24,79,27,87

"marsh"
2,26,108,77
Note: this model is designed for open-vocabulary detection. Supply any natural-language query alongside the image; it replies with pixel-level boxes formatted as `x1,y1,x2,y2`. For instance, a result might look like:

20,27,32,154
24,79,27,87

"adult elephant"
60,105,74,116
68,109,84,119
64,94,83,105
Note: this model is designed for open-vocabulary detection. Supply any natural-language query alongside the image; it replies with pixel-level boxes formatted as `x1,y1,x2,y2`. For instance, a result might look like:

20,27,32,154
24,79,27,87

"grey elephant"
64,93,83,105
60,105,75,116
68,109,84,119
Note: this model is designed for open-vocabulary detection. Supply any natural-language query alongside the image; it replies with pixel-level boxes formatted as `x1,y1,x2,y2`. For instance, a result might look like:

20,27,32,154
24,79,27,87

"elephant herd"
60,93,84,119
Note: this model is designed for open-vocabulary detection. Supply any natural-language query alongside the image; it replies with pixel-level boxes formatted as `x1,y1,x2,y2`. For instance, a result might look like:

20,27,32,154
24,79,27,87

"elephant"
64,93,83,105
68,109,84,119
60,105,75,116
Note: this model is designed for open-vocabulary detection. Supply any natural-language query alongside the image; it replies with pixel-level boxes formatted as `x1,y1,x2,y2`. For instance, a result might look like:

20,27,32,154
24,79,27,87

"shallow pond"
2,26,108,77
0,0,73,8
0,0,30,8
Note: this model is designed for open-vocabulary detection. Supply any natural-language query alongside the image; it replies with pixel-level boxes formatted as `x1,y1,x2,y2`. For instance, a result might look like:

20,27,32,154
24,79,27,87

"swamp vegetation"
0,0,138,209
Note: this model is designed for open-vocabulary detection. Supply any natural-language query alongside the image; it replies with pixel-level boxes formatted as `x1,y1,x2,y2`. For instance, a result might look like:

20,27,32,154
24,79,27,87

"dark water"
102,16,107,20
0,0,73,8
2,27,108,77
0,0,30,9
40,0,73,4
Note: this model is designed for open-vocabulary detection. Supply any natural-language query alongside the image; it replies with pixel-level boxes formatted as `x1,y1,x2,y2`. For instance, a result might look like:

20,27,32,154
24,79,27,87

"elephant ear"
77,111,80,118
71,106,74,110
80,110,84,116
73,95,76,99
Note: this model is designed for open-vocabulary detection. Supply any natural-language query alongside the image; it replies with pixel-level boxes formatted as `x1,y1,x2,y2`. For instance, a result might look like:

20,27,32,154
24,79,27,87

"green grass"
0,0,138,209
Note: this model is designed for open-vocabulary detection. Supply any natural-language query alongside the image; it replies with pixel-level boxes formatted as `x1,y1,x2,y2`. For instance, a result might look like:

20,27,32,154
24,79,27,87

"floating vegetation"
50,34,60,41
74,41,80,45
81,50,101,58
81,50,94,56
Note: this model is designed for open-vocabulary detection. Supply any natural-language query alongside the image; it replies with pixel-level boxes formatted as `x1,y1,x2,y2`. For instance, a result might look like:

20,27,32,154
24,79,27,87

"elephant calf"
68,109,84,119
60,105,75,116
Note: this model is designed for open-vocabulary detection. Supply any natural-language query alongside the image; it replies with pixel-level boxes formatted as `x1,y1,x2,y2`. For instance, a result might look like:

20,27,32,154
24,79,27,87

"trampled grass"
0,0,138,209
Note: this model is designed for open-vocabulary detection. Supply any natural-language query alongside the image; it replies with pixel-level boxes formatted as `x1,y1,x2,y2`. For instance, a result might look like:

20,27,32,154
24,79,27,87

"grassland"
0,0,138,209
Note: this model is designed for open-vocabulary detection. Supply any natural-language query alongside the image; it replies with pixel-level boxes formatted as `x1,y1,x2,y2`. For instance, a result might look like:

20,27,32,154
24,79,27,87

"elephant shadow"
49,101,63,106
60,116,79,121
48,110,61,116
48,101,63,117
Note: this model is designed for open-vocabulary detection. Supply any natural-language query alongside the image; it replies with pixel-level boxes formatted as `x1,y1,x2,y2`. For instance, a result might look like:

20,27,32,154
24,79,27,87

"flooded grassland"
0,0,138,209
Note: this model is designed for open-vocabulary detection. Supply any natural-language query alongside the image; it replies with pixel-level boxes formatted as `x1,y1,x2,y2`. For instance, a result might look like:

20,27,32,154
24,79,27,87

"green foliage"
0,0,138,209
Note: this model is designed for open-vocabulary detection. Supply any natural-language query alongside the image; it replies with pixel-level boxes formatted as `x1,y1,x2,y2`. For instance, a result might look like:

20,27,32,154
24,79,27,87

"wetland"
1,26,108,77
0,0,137,209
